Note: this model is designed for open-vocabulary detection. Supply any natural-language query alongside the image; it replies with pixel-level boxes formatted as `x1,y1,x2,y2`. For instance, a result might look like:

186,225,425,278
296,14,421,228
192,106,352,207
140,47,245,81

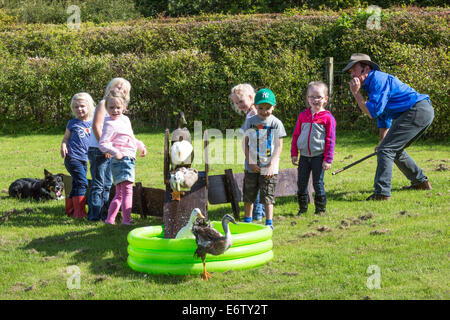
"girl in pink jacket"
99,92,147,225
291,81,336,215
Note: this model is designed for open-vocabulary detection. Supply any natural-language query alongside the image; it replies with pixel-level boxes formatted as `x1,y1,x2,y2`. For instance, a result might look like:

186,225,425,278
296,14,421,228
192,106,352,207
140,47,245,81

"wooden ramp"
163,172,208,238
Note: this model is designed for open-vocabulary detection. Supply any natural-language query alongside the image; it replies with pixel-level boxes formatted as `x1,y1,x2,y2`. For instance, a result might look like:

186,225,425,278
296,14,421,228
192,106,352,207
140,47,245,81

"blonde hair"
231,83,256,97
229,83,256,114
307,81,329,97
70,92,95,119
103,77,131,103
105,90,128,113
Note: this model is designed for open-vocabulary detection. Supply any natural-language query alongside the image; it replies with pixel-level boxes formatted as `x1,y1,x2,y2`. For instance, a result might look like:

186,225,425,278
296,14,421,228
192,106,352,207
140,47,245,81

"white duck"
170,140,194,167
175,208,204,239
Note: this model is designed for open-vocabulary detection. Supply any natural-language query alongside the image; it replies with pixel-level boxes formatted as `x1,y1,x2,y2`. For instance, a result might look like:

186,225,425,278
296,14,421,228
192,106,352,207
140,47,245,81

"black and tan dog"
8,169,64,201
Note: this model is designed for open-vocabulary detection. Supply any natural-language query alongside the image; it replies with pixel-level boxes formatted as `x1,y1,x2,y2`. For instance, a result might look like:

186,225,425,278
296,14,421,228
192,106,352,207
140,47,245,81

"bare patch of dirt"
24,284,36,292
94,275,110,284
282,272,299,276
9,283,27,292
359,213,374,220
435,163,448,171
340,219,351,229
398,210,418,218
316,225,331,233
301,231,318,238
370,229,389,235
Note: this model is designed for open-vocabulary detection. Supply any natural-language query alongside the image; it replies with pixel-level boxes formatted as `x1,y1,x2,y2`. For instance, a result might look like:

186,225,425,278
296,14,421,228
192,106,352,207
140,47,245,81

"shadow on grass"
3,208,64,226
10,204,196,284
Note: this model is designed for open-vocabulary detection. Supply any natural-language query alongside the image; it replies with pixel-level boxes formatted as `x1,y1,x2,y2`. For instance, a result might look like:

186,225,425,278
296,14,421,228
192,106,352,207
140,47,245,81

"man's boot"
402,180,432,190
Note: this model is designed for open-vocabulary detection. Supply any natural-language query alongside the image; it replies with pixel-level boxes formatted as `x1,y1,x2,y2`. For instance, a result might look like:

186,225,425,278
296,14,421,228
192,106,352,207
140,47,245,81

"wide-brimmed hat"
342,53,380,72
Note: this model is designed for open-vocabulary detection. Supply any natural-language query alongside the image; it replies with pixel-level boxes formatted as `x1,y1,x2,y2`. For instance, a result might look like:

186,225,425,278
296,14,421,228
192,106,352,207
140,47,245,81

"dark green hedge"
0,10,448,138
0,0,447,23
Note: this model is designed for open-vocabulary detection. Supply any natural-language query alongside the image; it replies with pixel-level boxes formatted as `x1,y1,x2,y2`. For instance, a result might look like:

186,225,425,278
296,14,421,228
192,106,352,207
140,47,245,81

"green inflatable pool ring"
127,221,273,275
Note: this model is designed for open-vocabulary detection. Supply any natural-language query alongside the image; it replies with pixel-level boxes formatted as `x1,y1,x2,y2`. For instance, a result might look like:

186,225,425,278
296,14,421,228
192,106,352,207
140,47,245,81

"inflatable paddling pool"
127,222,273,275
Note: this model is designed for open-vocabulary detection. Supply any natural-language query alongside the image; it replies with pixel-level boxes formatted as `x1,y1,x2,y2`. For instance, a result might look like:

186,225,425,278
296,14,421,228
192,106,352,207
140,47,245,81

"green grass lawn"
0,131,448,300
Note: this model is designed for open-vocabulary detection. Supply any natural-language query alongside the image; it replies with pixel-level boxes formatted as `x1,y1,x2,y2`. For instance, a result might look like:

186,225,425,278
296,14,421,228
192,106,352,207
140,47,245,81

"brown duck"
192,213,238,280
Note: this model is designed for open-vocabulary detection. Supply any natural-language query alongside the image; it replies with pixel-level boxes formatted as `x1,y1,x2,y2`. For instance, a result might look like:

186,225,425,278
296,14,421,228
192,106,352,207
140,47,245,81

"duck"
171,111,192,143
169,143,196,201
170,140,194,167
170,112,194,169
170,167,199,192
192,213,238,280
175,208,204,239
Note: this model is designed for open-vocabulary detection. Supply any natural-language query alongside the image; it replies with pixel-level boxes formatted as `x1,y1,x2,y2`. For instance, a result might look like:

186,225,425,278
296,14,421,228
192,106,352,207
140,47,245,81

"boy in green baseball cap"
241,88,286,229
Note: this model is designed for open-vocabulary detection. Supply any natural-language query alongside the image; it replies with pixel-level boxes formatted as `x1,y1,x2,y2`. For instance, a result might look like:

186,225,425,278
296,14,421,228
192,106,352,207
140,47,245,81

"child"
230,83,265,221
241,88,287,229
61,92,95,218
99,91,147,225
87,78,131,222
291,81,336,215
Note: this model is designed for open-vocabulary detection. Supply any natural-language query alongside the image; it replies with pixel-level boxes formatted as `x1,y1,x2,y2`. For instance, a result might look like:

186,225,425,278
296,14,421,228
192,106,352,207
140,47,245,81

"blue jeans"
252,191,265,219
87,147,112,221
375,99,434,196
64,155,88,197
297,155,325,196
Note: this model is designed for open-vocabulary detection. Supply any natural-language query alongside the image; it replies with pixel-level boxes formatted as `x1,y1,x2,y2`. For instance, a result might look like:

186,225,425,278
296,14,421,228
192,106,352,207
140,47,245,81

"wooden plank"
62,174,72,198
207,174,228,204
141,186,165,217
274,168,298,197
135,182,145,218
207,168,313,204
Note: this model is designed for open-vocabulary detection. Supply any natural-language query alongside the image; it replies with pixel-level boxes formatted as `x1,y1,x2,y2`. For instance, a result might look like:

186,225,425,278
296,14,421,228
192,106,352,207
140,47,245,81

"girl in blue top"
61,92,95,218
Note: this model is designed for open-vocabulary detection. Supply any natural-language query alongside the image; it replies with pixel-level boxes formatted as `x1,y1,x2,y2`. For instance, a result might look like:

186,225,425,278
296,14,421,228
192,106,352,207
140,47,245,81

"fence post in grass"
326,57,334,112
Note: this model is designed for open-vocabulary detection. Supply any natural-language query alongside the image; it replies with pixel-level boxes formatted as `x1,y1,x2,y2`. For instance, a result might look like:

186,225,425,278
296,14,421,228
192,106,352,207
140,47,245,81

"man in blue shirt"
343,53,434,200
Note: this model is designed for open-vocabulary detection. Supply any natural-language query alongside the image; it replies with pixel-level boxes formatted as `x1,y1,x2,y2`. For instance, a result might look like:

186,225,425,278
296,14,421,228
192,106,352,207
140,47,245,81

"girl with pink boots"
99,91,147,225
61,92,95,218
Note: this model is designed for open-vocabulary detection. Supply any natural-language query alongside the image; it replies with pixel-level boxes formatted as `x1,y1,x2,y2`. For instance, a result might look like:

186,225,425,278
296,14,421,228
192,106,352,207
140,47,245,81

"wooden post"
164,128,170,185
204,129,209,188
326,57,334,112
204,129,209,214
224,169,240,221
